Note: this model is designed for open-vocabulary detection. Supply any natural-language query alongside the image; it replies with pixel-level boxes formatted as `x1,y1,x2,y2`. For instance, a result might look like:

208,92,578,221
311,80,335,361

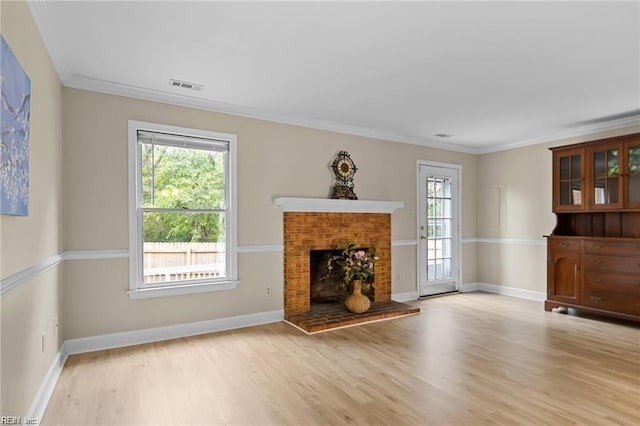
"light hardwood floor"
43,293,640,425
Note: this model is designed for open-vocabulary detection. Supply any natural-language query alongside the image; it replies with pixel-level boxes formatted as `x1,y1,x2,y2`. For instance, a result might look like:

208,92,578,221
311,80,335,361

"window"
426,176,453,281
128,121,237,299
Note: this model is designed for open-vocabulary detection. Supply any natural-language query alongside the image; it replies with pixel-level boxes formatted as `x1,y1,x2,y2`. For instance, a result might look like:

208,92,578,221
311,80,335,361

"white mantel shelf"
273,197,404,213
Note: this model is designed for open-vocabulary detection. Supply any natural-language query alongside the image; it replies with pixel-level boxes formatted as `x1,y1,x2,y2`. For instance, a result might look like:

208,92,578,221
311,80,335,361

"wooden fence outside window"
143,242,225,283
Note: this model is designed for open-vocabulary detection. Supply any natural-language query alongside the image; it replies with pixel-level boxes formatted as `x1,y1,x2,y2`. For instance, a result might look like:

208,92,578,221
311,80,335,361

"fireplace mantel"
273,197,404,213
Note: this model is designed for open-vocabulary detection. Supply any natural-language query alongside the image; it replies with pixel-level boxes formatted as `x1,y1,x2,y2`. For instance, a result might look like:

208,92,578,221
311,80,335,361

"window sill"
127,280,238,300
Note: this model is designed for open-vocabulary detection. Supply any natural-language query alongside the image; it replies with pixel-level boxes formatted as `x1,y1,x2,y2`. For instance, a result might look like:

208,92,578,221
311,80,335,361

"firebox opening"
309,249,374,305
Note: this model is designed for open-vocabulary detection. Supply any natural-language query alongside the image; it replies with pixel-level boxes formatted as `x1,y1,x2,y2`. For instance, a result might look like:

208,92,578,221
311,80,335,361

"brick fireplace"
274,198,419,332
283,211,392,317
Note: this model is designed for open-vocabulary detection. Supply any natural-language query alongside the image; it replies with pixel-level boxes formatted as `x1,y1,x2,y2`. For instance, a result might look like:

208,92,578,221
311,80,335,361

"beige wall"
477,144,554,240
61,88,477,339
476,125,640,292
0,0,63,417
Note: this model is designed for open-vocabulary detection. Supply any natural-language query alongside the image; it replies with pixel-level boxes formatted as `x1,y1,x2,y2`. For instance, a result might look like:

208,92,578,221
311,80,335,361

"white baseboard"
460,282,481,292
392,291,419,302
26,344,68,423
394,283,545,302
65,309,284,355
461,282,545,301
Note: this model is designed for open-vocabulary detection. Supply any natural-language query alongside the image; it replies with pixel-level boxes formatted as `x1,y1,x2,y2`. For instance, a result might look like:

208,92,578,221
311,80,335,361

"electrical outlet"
396,273,401,281
265,286,272,296
41,332,46,353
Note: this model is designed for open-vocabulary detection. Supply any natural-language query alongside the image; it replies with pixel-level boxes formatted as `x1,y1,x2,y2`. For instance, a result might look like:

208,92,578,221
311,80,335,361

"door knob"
420,235,427,240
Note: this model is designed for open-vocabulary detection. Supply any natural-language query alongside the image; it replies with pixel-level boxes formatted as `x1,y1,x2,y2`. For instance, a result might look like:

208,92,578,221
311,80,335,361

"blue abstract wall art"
1,35,31,216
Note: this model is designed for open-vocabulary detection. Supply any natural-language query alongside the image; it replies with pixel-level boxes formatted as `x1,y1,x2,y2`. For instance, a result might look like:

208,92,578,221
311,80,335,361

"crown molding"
62,73,481,154
63,73,640,157
475,116,640,154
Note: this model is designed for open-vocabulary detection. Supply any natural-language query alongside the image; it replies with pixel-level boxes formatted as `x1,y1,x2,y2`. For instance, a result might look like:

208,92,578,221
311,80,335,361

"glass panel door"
418,163,459,297
590,144,622,209
558,153,583,207
427,177,453,282
627,143,640,207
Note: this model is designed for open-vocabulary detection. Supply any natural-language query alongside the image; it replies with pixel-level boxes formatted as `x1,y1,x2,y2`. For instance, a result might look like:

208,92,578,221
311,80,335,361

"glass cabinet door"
589,144,623,209
555,149,584,211
626,141,640,208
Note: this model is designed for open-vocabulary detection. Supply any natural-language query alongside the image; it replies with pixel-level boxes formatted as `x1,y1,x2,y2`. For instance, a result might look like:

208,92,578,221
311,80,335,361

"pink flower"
355,251,365,259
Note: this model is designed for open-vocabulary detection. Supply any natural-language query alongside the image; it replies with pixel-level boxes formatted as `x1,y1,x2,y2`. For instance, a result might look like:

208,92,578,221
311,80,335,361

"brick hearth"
287,300,420,333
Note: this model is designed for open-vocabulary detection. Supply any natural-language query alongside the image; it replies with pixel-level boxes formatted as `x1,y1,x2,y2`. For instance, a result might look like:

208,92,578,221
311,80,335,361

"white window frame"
127,120,238,300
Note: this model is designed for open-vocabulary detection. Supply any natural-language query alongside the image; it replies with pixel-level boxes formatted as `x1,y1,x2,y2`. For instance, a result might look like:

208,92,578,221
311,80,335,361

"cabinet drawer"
549,238,581,252
582,288,640,315
584,272,640,296
583,239,640,256
583,254,640,274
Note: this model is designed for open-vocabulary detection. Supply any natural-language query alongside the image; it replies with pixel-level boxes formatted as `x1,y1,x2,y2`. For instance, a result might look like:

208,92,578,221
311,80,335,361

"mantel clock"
330,151,358,200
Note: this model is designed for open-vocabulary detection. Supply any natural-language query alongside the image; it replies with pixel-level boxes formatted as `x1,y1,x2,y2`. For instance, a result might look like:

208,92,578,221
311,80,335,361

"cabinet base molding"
544,299,640,323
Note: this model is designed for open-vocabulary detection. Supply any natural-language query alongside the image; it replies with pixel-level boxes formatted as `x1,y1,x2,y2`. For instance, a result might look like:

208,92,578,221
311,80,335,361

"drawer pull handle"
591,277,602,283
559,242,570,248
590,295,602,303
591,259,602,265
592,244,602,250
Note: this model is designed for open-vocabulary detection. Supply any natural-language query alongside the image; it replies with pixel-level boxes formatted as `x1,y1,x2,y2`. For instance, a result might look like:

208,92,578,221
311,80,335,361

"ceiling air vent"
168,79,204,91
433,133,454,138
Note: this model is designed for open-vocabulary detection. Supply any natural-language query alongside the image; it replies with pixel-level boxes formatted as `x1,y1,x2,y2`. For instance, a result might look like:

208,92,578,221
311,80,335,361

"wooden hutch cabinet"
546,133,640,322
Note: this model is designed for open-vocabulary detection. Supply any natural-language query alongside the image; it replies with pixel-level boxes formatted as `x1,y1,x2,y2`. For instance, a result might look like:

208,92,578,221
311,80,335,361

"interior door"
418,163,460,296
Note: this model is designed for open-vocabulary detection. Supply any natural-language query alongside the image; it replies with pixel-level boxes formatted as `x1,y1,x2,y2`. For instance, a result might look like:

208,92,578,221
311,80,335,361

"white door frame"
416,160,463,296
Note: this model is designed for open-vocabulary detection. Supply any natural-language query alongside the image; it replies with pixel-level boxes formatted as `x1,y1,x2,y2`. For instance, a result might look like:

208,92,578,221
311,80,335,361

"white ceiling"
28,1,640,154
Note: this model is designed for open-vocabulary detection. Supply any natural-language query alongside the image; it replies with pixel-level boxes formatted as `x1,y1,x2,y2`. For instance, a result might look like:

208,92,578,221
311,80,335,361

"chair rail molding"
1,238,544,299
64,249,129,260
462,237,546,246
0,254,64,298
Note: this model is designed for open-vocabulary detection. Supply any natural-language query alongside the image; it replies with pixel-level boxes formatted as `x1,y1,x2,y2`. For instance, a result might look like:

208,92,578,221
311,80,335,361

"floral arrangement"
327,241,378,286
